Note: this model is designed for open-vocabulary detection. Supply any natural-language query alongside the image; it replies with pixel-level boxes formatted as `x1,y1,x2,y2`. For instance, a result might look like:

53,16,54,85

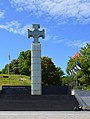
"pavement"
0,111,90,119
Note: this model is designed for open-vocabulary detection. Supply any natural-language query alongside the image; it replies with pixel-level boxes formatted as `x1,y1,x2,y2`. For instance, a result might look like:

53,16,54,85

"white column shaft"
31,43,42,95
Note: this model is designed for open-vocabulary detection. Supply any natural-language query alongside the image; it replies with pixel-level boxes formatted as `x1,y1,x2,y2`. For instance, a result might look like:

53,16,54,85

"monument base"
0,86,79,111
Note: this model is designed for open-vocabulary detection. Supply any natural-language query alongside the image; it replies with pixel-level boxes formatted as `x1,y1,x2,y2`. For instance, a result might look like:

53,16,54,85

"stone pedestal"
31,43,42,95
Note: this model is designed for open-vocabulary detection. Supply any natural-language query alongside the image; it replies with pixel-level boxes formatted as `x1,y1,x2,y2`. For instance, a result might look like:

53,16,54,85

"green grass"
0,74,31,86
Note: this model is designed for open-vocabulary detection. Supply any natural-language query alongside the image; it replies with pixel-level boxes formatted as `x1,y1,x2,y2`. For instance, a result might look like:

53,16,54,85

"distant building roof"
72,52,81,59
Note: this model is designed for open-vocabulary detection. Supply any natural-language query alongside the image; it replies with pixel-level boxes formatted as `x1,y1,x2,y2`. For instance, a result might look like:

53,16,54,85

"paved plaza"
0,111,90,119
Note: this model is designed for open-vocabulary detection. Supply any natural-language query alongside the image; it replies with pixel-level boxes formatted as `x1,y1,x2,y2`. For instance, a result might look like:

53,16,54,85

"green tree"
62,76,70,86
41,57,64,85
18,50,31,76
1,50,64,85
1,59,19,74
79,43,90,85
66,43,90,88
10,59,19,74
1,64,8,74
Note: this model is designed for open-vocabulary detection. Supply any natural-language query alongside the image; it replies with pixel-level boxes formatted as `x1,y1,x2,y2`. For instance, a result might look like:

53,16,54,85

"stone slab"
75,90,90,110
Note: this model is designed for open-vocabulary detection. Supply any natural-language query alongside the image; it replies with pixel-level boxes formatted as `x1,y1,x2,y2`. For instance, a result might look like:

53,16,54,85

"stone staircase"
0,95,78,111
0,86,79,111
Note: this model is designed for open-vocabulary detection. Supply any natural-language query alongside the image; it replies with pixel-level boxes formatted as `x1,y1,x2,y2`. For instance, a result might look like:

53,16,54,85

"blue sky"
0,0,90,74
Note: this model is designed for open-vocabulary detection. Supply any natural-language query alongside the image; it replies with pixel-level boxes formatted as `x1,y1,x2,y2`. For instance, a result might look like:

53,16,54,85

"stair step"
0,94,79,111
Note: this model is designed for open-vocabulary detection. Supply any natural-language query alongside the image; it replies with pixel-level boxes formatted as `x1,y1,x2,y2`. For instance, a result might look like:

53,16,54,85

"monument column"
31,43,41,95
28,24,45,95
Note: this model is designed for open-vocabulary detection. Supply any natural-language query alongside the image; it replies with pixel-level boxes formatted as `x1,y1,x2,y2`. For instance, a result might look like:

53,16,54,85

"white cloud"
44,34,64,43
67,40,90,48
0,21,31,35
0,10,4,18
10,0,90,24
52,36,64,43
0,21,47,40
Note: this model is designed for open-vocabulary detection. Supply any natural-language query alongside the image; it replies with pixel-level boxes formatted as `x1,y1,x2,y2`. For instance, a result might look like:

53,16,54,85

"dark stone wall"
42,85,71,95
2,85,71,95
2,86,30,95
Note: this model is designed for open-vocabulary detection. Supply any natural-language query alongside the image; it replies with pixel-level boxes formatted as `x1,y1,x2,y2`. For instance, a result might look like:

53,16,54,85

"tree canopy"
1,50,64,85
42,57,64,85
66,43,90,88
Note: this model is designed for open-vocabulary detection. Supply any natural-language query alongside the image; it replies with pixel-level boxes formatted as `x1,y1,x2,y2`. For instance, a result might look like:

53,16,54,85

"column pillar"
31,43,42,95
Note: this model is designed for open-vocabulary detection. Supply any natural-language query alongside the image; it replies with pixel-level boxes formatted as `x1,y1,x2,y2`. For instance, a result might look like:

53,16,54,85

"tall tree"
9,59,19,74
1,59,19,74
79,43,90,85
66,43,90,88
1,64,8,74
42,57,64,85
18,50,31,76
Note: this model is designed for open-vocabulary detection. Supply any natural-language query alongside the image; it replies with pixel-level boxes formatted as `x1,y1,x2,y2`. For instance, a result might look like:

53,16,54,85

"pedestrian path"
0,111,90,119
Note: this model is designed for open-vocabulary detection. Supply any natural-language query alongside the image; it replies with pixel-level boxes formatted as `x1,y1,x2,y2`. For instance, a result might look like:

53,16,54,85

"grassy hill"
0,74,31,86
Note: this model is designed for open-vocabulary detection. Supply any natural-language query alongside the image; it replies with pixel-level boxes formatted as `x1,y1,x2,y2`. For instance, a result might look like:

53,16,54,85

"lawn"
0,74,31,86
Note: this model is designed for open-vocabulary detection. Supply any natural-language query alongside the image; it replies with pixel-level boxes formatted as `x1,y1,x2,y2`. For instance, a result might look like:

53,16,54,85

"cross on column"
28,24,45,43
27,24,45,95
